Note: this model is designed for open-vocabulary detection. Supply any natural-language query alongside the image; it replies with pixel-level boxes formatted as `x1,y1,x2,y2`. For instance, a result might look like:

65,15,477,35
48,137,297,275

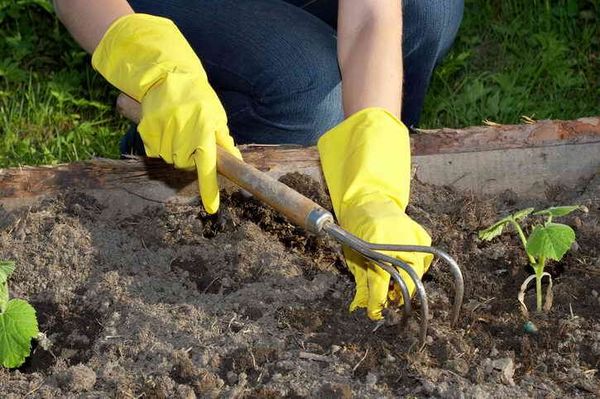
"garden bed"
1,118,599,397
0,168,599,398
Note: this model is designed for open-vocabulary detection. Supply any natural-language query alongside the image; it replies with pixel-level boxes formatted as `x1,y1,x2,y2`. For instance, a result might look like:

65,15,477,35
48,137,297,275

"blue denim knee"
121,0,463,151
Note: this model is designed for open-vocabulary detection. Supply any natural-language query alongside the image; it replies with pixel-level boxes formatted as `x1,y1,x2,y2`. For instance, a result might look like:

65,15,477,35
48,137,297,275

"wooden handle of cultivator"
216,147,331,232
117,93,331,232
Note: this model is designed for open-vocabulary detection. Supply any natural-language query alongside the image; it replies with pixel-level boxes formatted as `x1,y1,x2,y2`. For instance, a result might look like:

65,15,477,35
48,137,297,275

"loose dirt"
1,172,599,398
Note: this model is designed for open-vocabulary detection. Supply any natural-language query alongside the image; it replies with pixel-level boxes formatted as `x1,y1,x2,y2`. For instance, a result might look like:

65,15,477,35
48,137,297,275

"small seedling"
0,260,39,368
478,206,584,316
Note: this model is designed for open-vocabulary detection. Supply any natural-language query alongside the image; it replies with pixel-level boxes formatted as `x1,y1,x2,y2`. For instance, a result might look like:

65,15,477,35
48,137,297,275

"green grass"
0,0,126,167
0,76,124,166
0,0,599,167
421,0,600,128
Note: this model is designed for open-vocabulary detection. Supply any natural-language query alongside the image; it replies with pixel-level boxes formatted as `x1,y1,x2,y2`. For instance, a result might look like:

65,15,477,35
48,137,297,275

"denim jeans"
122,0,463,152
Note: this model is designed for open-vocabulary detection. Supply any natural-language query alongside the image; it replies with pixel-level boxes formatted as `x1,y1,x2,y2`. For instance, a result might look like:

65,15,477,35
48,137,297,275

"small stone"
482,358,494,374
592,289,598,298
36,332,53,351
226,371,238,385
365,372,378,387
420,380,436,395
331,345,341,354
571,241,580,252
492,357,515,386
490,346,499,357
425,335,434,345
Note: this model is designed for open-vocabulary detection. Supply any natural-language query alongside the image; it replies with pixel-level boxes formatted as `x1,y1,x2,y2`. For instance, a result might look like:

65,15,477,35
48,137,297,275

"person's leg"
119,0,462,153
401,0,464,128
283,0,338,28
125,0,343,147
282,0,463,128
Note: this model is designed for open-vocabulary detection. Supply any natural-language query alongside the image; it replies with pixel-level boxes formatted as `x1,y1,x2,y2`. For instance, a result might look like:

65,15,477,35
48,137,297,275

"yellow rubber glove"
92,14,241,214
318,107,433,320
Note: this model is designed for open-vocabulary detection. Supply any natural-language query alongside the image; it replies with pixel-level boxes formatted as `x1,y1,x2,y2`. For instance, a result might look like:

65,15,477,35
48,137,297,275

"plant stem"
510,219,536,264
535,256,546,312
0,282,8,313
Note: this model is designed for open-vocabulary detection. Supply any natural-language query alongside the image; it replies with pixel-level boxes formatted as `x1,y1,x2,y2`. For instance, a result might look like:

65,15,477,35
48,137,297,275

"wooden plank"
1,117,599,210
412,117,600,155
413,142,600,195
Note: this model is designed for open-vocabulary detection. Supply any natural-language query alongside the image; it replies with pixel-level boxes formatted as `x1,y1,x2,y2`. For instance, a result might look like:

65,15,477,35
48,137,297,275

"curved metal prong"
372,259,412,318
365,243,464,326
372,255,429,344
323,224,429,344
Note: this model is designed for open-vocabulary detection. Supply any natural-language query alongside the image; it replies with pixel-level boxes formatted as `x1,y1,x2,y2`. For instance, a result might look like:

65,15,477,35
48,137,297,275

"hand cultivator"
117,97,464,343
216,147,464,344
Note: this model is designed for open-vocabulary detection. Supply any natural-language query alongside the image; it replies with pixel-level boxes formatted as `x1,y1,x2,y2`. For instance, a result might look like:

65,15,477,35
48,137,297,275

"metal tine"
364,252,429,344
323,223,430,344
365,243,464,326
371,259,412,318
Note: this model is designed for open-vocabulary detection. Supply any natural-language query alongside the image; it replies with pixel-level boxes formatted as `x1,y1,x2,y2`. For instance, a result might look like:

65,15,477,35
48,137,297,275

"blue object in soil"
523,321,538,334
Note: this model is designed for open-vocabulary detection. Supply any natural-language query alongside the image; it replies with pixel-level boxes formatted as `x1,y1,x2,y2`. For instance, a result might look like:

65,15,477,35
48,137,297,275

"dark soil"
1,172,599,398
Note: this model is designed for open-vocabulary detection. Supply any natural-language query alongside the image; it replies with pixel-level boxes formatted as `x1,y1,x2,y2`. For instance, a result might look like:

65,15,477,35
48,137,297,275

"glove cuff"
317,107,412,220
92,13,206,102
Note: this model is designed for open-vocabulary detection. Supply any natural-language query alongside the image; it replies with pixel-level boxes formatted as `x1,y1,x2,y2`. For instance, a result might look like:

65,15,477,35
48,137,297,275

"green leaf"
478,218,510,241
0,299,39,368
478,208,533,241
513,207,535,221
526,223,576,262
0,261,15,284
533,205,582,218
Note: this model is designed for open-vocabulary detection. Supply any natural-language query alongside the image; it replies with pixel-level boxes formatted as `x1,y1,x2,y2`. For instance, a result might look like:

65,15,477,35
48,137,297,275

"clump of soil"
0,174,599,398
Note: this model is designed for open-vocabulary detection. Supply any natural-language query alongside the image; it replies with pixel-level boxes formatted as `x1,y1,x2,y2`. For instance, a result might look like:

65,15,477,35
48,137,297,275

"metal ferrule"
304,208,335,235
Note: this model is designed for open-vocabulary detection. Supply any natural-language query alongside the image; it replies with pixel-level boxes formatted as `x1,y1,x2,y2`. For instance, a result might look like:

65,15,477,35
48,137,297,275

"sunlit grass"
0,77,124,166
421,0,600,128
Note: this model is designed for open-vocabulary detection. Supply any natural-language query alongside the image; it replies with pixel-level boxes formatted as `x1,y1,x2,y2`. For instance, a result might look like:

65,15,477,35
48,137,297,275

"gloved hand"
317,107,433,320
92,14,241,214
